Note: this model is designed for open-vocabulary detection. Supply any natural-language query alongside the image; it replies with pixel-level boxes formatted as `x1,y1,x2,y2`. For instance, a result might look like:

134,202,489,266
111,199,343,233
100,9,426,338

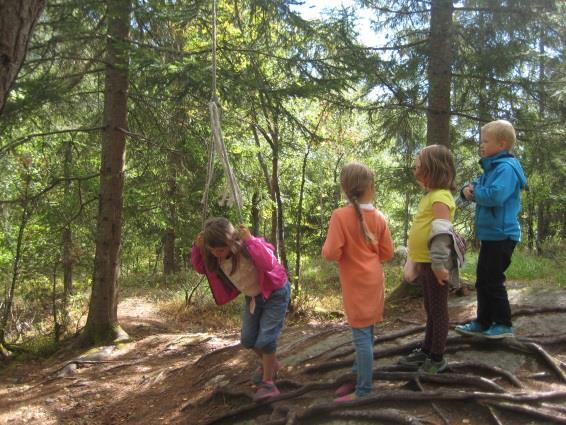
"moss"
80,322,130,347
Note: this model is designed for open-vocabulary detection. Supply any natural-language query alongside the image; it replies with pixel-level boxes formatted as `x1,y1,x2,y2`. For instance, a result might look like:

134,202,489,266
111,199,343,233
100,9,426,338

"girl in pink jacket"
191,217,290,402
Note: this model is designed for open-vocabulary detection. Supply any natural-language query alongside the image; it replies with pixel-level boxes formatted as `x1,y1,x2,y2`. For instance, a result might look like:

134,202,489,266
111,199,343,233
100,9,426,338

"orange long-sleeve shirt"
322,205,394,328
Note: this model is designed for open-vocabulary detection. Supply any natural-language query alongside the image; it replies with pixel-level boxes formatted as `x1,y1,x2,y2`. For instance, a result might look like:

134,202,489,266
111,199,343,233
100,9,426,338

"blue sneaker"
454,320,487,337
483,324,514,339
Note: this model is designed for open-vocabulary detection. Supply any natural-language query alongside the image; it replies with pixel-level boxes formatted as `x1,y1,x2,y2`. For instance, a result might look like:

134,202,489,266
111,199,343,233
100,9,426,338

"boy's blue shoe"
483,324,514,339
454,320,487,337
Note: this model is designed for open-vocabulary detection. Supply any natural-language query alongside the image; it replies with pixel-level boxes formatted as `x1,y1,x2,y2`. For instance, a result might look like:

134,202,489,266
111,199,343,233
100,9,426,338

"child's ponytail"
352,196,375,243
340,163,376,243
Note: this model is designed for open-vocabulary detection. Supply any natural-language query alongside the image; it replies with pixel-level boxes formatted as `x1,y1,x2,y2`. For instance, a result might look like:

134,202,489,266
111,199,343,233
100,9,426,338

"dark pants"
476,239,516,328
420,263,449,357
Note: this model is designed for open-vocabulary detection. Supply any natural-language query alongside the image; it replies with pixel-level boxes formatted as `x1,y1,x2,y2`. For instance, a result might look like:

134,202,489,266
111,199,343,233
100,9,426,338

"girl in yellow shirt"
400,145,456,374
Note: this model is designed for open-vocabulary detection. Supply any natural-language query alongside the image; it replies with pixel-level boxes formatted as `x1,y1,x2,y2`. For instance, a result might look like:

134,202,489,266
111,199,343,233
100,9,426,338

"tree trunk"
534,32,547,255
251,123,277,247
332,154,343,210
0,181,30,346
294,144,310,292
163,228,177,274
163,148,180,274
536,201,548,255
403,190,410,247
526,192,535,252
426,0,454,147
0,0,46,115
272,138,288,272
62,141,74,334
83,0,131,346
251,190,260,236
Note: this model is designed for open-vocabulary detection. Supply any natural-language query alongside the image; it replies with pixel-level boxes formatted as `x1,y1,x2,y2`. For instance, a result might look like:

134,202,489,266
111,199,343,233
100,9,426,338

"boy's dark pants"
476,239,517,328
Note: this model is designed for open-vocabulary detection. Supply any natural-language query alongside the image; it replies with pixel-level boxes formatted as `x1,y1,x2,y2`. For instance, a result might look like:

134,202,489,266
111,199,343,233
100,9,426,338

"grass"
461,247,566,288
5,247,562,360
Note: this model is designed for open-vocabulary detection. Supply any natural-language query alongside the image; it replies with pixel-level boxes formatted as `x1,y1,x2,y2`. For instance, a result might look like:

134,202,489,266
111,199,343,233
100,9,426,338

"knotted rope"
201,0,243,224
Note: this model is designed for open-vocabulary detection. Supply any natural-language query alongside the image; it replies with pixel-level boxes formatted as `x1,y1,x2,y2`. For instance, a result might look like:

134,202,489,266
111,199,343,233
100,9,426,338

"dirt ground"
1,281,565,425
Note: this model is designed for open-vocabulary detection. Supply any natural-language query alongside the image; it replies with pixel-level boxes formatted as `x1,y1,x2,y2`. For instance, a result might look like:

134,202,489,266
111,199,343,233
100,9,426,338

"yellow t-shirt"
408,189,455,262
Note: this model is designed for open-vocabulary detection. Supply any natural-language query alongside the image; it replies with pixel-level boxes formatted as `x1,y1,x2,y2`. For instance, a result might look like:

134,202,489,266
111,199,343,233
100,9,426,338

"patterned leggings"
420,263,449,356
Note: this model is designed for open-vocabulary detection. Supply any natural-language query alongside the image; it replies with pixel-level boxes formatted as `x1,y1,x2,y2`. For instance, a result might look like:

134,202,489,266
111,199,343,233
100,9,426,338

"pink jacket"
191,236,288,305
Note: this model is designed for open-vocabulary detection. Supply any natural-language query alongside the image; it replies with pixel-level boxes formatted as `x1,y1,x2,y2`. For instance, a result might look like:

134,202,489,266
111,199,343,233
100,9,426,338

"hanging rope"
201,0,243,224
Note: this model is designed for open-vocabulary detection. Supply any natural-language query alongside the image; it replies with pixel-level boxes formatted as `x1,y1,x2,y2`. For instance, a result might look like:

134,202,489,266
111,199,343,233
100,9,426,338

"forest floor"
1,280,565,425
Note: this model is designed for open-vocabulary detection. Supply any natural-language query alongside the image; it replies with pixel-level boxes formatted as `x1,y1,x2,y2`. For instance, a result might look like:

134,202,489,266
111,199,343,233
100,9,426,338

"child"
322,162,394,401
191,217,291,402
455,120,527,339
398,144,458,374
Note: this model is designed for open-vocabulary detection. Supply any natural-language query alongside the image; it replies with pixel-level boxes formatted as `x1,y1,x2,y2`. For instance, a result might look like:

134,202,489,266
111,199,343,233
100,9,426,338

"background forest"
0,0,564,356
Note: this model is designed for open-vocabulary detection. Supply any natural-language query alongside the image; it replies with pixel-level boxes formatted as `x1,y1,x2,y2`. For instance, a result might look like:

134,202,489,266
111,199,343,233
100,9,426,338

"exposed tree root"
542,402,566,414
485,400,566,424
328,408,428,424
380,371,506,392
305,333,565,380
191,302,566,425
194,342,240,367
512,306,566,317
415,377,449,425
323,325,427,361
447,361,524,387
278,326,344,358
485,404,504,425
293,390,566,421
523,342,566,382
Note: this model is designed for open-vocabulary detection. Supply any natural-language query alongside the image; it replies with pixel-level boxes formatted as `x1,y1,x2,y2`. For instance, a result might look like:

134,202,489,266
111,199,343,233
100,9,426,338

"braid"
340,162,377,243
351,197,375,243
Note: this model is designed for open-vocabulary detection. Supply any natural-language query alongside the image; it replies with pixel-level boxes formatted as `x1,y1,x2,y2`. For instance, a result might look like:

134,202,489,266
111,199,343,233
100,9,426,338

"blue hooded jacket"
472,151,527,241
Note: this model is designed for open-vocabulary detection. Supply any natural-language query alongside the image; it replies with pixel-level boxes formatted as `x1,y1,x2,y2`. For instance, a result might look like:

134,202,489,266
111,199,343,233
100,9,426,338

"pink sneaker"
253,382,280,402
334,392,358,403
251,361,280,385
334,381,355,397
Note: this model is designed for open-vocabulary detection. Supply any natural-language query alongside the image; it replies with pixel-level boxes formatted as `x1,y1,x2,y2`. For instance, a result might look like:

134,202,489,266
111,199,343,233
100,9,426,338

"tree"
426,0,454,147
0,0,47,115
82,0,131,346
0,0,47,359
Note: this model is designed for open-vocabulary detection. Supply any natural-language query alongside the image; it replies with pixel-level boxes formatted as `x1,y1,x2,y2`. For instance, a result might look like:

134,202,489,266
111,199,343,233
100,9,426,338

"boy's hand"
195,232,204,249
433,268,449,286
239,224,252,241
463,184,474,201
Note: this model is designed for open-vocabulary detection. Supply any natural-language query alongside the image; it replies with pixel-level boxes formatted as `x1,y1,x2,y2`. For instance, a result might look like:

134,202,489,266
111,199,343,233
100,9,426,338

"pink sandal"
334,392,358,403
334,381,355,398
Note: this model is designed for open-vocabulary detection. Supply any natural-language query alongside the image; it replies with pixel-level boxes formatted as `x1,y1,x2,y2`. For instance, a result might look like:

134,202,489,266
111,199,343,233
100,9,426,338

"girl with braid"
322,162,394,402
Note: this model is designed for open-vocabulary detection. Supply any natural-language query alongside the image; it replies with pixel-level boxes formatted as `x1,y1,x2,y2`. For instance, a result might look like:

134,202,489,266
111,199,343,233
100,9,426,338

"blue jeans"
240,282,290,354
351,325,374,396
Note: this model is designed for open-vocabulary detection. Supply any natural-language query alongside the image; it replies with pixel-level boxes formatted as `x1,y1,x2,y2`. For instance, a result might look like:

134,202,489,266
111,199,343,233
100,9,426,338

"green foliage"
462,247,566,288
15,334,60,360
0,0,563,352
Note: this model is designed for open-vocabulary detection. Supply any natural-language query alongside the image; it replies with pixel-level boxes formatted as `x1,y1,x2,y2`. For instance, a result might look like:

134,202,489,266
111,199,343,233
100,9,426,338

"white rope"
209,101,243,220
201,136,215,223
200,0,243,224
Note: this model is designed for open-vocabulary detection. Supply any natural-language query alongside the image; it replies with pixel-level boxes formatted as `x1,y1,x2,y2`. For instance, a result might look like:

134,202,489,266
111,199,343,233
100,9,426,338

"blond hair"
481,120,516,150
416,145,456,191
340,162,375,242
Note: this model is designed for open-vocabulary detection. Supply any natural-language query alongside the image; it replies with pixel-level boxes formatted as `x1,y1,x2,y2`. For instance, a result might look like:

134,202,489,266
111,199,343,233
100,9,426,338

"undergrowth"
4,246,563,360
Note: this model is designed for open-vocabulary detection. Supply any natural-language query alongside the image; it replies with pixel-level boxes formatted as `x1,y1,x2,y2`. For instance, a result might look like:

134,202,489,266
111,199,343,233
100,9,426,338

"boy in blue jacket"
455,120,527,339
